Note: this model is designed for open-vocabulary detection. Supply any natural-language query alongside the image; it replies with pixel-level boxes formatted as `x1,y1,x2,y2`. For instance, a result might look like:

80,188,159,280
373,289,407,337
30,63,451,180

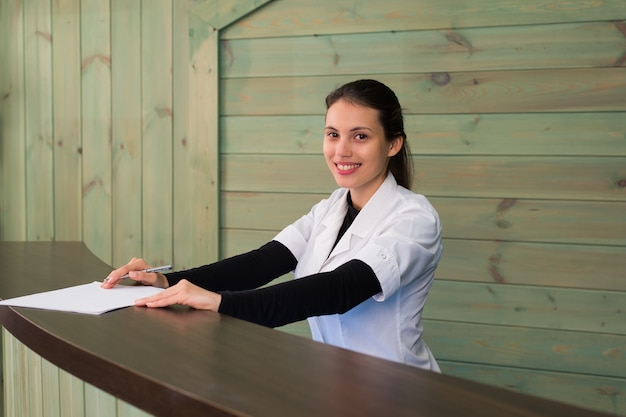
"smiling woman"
104,79,444,371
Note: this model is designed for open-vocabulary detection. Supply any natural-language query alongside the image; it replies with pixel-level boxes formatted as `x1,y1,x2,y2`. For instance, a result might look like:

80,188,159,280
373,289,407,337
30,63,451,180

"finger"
101,258,149,288
135,288,179,308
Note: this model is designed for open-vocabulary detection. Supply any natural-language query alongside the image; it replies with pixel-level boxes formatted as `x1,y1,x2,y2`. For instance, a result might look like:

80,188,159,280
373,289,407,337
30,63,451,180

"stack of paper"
0,282,164,315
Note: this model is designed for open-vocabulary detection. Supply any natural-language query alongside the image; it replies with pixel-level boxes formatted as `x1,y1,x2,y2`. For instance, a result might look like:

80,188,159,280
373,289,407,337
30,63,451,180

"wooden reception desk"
0,242,612,417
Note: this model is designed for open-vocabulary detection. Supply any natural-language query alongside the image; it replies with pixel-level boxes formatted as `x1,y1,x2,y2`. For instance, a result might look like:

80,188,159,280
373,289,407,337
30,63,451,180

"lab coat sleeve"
353,207,442,301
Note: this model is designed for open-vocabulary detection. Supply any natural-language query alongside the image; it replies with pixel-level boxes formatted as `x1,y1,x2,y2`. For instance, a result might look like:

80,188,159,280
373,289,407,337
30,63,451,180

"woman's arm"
218,259,382,328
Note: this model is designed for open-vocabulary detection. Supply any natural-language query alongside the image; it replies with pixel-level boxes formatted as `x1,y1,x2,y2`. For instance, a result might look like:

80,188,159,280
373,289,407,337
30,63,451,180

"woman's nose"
337,138,351,156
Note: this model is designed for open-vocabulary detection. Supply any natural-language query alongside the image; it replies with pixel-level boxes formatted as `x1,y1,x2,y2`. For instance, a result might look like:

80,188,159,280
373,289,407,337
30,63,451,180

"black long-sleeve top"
165,198,382,328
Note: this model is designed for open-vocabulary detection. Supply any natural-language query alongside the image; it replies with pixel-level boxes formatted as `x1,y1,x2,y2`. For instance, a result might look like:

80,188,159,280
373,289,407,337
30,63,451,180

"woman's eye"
326,131,338,138
355,134,367,140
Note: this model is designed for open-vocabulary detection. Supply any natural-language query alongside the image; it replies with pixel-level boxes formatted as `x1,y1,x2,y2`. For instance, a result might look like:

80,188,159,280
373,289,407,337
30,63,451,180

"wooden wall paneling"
223,193,626,246
220,22,626,78
192,0,275,30
404,113,626,156
425,280,626,334
435,240,626,290
222,0,626,38
424,321,626,378
141,0,174,267
24,0,54,242
0,0,27,240
221,113,626,156
27,347,44,416
222,71,626,116
80,0,112,264
111,0,142,267
222,154,626,201
438,361,625,416
433,198,626,246
42,351,62,415
171,6,220,269
58,369,86,417
52,0,82,241
84,382,117,416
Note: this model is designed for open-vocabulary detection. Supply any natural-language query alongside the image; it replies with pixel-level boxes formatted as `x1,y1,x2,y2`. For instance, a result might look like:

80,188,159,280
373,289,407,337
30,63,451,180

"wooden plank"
141,0,173,267
424,320,626,378
222,154,626,201
41,357,61,417
84,383,117,417
24,0,54,242
436,239,626,291
59,369,85,417
81,0,112,263
438,361,626,416
222,70,626,116
192,0,274,29
222,0,626,39
111,0,142,266
424,280,626,334
221,113,626,157
172,7,220,269
433,197,626,246
221,22,626,78
222,192,626,246
0,0,26,240
52,0,82,241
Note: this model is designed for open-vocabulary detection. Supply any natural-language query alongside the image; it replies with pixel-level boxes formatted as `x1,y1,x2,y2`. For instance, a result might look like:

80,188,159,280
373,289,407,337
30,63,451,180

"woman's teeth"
337,164,361,171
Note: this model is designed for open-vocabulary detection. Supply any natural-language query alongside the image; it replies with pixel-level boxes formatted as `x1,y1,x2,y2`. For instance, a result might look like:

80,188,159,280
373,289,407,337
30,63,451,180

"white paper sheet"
0,282,165,315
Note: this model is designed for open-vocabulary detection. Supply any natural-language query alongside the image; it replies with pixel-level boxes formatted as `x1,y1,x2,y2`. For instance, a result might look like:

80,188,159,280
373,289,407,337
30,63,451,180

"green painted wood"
141,0,174,267
222,154,626,201
424,280,626,334
192,0,275,29
58,369,86,417
222,70,626,116
222,192,626,245
434,239,626,291
81,0,112,264
221,22,626,78
111,0,142,266
52,0,82,241
438,361,625,416
24,0,54,242
0,0,27,241
172,6,221,269
424,321,626,378
42,358,61,416
222,0,626,38
221,113,626,156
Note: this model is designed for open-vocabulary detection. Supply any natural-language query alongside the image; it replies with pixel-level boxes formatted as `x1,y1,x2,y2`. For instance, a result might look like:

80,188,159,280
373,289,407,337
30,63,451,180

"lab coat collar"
326,173,398,259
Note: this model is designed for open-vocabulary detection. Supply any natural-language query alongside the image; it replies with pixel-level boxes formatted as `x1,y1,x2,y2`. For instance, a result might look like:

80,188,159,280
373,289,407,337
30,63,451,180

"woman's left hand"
135,279,222,311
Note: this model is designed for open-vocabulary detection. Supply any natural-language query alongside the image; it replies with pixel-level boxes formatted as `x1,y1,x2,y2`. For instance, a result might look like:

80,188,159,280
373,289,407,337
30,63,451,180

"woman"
103,79,443,371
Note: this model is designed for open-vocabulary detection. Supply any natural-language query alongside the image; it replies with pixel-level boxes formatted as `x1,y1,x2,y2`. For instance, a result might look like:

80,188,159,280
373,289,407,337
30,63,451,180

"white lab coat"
274,173,442,370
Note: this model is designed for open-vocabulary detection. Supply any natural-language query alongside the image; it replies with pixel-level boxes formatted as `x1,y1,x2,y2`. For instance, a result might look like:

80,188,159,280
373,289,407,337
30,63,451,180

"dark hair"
325,79,413,189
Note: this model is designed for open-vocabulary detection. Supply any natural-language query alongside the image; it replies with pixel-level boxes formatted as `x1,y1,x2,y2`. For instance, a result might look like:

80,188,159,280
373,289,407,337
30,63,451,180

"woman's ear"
387,135,403,157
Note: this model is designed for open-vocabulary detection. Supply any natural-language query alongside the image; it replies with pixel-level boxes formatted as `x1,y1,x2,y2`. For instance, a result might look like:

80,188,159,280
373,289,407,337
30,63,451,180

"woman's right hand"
101,257,170,289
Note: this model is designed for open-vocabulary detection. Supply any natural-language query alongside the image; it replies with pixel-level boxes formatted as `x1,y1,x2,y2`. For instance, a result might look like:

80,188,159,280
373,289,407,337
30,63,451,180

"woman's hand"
101,257,170,289
134,279,222,311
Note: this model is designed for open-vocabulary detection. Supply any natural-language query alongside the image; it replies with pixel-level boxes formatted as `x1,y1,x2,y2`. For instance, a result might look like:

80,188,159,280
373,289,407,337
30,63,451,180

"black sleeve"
218,259,383,328
165,240,297,292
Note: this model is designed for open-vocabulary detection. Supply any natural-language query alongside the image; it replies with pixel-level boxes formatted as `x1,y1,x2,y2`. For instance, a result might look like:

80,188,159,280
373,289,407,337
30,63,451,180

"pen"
120,264,173,279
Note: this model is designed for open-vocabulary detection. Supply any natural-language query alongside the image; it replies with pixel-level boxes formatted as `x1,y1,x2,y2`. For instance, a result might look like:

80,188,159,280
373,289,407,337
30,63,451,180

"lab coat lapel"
325,174,397,265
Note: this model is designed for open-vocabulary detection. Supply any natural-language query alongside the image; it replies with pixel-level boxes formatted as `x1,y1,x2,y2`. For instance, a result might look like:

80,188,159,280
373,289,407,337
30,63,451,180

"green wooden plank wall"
217,0,626,415
1,0,625,415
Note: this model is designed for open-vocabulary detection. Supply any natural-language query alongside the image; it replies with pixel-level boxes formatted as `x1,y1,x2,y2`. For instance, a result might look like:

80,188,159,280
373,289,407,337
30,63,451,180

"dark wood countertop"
0,242,612,417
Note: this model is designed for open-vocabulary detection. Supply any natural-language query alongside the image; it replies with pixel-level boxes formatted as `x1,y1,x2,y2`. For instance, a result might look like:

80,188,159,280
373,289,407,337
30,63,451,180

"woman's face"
323,99,401,210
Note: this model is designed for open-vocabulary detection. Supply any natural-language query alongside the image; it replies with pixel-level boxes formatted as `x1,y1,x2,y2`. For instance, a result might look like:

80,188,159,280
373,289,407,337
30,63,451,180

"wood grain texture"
221,113,626,156
0,0,27,240
141,0,174,267
221,22,626,77
222,70,626,116
222,0,626,38
52,0,82,241
111,0,142,266
80,0,112,263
